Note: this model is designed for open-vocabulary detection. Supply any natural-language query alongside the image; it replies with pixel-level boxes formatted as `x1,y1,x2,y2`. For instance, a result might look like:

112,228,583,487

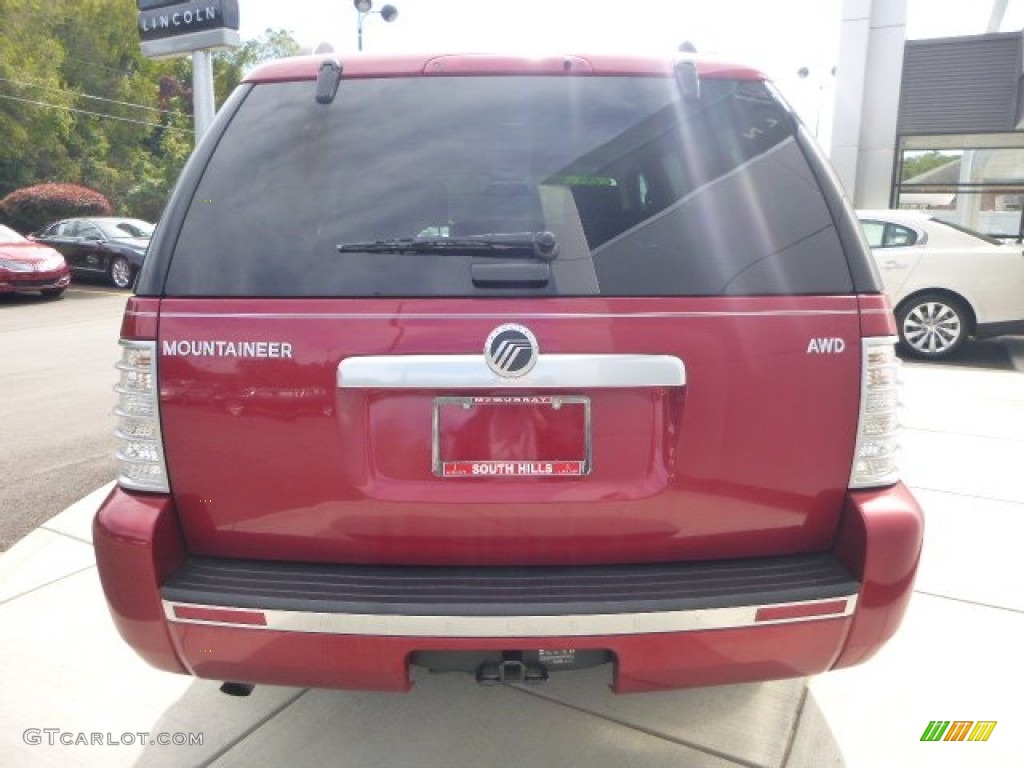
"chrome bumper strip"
163,596,855,637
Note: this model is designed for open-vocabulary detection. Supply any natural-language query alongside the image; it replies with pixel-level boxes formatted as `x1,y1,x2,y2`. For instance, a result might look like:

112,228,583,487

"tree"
901,151,960,182
214,29,302,103
51,0,189,212
0,2,299,221
0,0,190,213
0,0,75,197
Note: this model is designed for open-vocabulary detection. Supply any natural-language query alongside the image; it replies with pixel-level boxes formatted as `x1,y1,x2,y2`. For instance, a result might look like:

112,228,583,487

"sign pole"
192,49,216,143
137,0,240,145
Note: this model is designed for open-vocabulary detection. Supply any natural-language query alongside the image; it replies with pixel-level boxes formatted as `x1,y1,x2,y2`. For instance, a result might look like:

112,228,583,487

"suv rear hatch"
139,56,878,568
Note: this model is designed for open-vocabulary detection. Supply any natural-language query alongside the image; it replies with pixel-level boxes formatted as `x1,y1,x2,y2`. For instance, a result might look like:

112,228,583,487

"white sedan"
858,209,1024,359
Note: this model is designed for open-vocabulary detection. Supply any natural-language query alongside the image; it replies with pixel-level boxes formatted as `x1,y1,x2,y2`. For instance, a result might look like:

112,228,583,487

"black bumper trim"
976,319,1024,339
162,553,859,617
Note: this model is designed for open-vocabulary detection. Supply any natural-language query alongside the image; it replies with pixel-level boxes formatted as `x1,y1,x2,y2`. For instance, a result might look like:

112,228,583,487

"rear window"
861,220,919,248
164,75,852,297
97,219,154,239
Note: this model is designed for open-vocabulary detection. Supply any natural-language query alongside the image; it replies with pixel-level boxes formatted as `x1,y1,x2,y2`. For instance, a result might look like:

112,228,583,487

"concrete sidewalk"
1,362,1022,768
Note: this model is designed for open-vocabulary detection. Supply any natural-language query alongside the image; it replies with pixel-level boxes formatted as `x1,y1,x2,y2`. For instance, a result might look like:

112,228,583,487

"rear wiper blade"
337,231,559,260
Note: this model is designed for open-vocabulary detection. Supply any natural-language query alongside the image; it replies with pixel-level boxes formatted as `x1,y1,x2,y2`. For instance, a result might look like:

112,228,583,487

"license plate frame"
432,395,591,478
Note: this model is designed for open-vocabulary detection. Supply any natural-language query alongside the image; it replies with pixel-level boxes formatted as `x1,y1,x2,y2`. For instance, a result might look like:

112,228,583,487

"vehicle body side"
860,210,1024,336
32,217,151,289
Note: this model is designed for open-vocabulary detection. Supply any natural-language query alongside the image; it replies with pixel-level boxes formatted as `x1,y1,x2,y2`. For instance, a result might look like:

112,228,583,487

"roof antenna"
315,59,342,105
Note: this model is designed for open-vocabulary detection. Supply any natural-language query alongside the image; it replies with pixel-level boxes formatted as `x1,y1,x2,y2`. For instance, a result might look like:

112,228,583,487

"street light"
354,0,398,52
796,65,836,139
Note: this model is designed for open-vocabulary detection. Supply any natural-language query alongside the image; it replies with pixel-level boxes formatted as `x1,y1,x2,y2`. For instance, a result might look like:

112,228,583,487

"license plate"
432,395,591,478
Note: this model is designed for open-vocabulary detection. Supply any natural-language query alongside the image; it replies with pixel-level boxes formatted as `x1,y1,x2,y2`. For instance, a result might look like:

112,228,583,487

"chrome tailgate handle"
338,354,685,390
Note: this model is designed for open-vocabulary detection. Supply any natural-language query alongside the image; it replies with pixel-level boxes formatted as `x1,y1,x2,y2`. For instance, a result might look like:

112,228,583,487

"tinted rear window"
164,75,852,297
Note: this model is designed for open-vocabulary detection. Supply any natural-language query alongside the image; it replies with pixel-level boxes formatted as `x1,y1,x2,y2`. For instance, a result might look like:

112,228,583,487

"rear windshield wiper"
337,231,559,260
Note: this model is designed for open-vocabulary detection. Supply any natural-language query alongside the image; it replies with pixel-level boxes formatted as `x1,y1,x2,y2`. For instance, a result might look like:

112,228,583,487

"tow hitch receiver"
476,656,549,685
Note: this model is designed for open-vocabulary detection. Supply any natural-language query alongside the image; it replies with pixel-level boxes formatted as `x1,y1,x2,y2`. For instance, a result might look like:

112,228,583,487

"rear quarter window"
861,221,919,248
161,74,854,298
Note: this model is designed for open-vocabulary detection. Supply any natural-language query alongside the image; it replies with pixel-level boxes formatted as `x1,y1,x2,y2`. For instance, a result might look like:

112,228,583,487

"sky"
234,0,1024,138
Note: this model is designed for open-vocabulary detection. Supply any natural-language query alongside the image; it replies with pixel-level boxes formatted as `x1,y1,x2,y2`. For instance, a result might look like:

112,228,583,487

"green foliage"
215,29,302,103
901,151,961,182
0,0,76,193
0,2,299,221
0,182,112,233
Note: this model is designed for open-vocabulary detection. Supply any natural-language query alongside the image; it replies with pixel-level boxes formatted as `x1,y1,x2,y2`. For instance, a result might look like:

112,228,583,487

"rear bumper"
94,483,923,692
0,270,70,293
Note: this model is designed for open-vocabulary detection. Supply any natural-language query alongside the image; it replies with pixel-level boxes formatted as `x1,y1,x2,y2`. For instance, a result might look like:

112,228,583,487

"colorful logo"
921,721,997,742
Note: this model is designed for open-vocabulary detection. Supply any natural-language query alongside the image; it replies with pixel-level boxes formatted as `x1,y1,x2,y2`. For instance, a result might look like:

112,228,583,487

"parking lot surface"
0,286,125,550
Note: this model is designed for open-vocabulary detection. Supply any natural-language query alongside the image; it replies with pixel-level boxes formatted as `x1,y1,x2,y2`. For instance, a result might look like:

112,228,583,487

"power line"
0,76,183,117
62,54,140,76
0,92,191,134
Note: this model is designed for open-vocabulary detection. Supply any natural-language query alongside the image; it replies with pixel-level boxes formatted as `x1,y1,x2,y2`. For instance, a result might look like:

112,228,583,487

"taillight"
114,340,169,492
849,336,902,488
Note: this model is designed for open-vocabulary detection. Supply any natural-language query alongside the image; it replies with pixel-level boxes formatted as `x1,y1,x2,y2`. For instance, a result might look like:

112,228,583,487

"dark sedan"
32,217,153,289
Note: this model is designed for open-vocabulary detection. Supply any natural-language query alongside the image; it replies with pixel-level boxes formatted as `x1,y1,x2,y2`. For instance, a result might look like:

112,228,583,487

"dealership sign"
137,0,240,59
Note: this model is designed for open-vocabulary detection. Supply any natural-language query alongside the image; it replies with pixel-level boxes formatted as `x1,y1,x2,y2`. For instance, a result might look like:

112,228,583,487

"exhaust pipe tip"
219,682,255,697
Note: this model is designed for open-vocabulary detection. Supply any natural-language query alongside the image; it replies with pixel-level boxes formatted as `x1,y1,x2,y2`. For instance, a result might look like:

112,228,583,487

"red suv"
95,53,923,693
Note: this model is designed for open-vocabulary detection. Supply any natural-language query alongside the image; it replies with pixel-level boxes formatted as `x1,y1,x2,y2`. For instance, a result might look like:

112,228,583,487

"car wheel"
109,256,135,289
895,293,970,359
40,287,66,299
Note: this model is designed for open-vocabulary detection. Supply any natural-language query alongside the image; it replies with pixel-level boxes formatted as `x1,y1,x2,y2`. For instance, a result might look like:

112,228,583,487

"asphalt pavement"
0,285,126,550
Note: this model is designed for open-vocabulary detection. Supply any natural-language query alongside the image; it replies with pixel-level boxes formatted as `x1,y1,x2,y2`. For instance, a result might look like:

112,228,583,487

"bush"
0,183,113,234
